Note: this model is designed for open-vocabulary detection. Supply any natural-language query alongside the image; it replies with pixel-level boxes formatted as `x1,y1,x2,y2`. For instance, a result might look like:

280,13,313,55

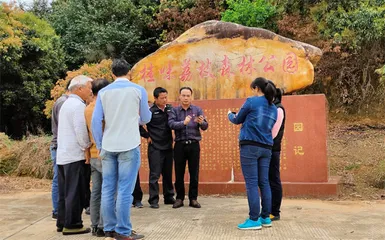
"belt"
179,140,198,145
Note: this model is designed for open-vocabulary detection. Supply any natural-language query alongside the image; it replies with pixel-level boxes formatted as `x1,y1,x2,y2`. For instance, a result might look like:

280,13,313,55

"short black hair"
112,58,131,77
179,86,193,94
92,78,110,95
153,87,168,98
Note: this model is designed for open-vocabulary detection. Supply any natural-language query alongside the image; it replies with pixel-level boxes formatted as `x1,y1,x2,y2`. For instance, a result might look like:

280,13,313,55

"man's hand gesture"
184,115,192,125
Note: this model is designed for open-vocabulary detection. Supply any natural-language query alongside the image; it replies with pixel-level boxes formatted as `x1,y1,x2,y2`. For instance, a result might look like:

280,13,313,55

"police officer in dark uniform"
140,87,175,208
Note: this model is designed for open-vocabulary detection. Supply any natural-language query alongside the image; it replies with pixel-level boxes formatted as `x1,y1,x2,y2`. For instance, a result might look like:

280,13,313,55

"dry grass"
14,135,53,179
0,134,52,179
0,133,19,175
328,119,385,200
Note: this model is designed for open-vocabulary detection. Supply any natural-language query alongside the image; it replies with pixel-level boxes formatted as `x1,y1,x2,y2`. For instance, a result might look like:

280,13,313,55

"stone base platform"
139,176,341,198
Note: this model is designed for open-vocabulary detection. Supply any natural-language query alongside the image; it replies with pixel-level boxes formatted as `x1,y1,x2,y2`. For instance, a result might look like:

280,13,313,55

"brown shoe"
172,199,184,208
189,200,201,208
115,233,135,240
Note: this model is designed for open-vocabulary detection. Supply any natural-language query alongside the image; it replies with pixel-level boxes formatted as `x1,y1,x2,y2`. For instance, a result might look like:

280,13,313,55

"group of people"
49,59,210,240
50,58,285,239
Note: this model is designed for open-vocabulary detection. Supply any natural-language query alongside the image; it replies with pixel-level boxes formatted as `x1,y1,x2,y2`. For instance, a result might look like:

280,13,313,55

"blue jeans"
101,147,140,236
50,145,58,215
240,145,272,220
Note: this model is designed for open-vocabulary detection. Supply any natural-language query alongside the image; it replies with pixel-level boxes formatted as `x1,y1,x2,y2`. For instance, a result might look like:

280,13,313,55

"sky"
0,0,33,3
1,0,52,6
2,0,35,3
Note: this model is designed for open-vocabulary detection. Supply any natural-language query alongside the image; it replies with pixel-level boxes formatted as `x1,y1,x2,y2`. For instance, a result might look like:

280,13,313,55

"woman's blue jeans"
240,145,272,220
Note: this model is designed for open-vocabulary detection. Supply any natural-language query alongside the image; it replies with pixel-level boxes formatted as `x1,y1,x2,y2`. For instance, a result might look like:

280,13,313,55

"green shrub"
221,0,278,31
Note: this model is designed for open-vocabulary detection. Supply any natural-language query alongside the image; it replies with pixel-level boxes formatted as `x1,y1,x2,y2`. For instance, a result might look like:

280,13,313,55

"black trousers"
132,173,143,204
83,163,91,209
174,141,200,201
269,151,283,216
57,160,86,229
148,145,174,204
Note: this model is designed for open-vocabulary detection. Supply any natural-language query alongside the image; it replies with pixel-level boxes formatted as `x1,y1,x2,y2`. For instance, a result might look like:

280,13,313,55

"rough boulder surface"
131,20,322,101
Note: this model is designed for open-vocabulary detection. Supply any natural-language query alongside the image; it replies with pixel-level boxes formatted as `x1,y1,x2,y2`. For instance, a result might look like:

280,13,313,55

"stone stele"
131,20,322,101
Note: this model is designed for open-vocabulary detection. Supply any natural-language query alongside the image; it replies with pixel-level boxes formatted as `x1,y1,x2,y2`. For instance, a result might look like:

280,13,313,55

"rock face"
131,20,322,101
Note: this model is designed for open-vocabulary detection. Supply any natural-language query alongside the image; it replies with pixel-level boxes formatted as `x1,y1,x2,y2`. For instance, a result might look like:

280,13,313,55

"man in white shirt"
92,59,151,240
56,75,93,235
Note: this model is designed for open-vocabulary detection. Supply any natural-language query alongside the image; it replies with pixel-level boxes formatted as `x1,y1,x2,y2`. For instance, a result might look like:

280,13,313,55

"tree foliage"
27,0,52,20
295,0,385,114
151,0,223,44
221,0,278,30
0,3,66,139
44,59,114,119
311,0,385,50
49,0,159,70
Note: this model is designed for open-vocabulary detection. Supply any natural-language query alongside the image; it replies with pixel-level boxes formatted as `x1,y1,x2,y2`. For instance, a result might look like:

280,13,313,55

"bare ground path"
1,191,384,240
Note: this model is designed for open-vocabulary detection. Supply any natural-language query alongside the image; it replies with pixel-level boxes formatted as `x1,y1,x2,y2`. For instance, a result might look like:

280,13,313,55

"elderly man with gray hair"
56,75,93,235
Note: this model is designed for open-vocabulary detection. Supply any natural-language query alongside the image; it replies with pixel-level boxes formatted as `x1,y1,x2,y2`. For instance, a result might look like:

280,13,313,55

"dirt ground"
1,191,385,240
0,176,51,194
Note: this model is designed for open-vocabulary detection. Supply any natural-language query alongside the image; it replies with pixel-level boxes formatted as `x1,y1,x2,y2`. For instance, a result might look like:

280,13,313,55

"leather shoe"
172,199,184,208
164,198,176,205
189,200,201,208
150,203,159,209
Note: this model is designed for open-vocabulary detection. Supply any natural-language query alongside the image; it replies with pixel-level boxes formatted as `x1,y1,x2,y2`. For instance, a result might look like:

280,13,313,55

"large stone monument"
131,20,340,197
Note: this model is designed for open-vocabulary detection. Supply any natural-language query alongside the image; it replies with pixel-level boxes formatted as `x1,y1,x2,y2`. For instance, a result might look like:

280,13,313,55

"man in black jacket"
140,87,175,208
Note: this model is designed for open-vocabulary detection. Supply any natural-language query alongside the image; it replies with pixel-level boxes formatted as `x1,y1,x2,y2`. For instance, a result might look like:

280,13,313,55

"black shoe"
92,227,98,236
92,227,105,237
189,200,201,208
105,231,116,238
57,227,63,232
172,199,184,208
133,201,143,208
96,228,105,237
164,198,176,205
270,214,280,221
52,213,58,221
150,203,159,209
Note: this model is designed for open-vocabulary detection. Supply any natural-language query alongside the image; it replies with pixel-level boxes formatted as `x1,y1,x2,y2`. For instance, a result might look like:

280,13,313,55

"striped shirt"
168,105,208,142
91,78,152,152
57,94,91,165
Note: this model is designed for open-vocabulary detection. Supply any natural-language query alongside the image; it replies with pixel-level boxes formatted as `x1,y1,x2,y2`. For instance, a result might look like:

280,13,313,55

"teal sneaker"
237,218,262,230
260,217,272,227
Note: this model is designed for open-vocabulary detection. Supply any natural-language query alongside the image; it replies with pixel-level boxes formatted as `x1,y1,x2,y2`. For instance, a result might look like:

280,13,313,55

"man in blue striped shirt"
91,59,151,240
168,87,208,209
